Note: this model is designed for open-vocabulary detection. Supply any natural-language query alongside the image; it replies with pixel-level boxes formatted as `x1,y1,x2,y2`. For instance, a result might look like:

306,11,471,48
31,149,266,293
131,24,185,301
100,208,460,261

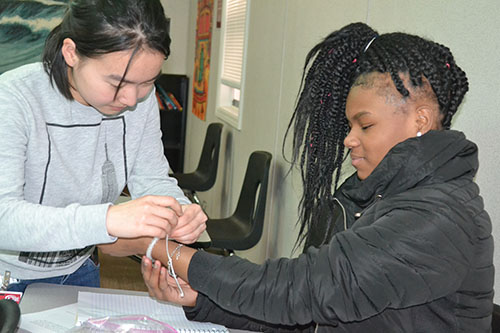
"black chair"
492,303,500,332
172,123,223,204
199,151,272,255
0,299,20,333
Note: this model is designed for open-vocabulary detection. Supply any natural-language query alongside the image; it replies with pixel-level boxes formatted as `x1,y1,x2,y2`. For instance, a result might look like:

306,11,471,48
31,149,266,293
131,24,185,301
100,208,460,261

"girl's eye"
361,124,373,130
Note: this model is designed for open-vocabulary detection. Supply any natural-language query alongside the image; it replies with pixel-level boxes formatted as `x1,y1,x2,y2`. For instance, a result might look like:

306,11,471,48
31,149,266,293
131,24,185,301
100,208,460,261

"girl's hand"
106,195,182,238
142,256,198,307
170,204,207,244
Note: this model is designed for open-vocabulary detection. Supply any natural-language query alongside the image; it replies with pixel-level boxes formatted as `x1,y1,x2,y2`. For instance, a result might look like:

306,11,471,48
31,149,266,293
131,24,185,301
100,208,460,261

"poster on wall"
192,0,213,121
0,0,69,75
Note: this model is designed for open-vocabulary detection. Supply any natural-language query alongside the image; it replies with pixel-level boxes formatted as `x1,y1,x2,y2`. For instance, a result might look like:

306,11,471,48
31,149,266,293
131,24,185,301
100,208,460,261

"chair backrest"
230,150,272,250
192,122,223,191
196,122,223,175
0,299,20,333
173,122,223,192
492,303,500,332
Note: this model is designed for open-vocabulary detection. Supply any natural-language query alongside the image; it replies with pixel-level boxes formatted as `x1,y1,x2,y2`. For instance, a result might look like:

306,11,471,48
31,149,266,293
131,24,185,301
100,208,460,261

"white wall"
174,0,500,301
160,0,191,75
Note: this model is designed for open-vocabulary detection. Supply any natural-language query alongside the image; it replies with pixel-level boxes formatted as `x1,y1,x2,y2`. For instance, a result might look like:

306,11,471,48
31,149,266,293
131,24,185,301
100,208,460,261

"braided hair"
284,22,469,247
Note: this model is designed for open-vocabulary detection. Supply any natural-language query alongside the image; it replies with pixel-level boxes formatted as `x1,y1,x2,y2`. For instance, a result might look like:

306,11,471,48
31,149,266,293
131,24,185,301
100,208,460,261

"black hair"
284,22,469,247
42,0,171,100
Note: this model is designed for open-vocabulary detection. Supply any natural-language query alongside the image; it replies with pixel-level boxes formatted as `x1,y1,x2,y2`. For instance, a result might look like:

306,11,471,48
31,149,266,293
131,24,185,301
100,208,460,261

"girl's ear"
61,38,79,67
416,105,441,134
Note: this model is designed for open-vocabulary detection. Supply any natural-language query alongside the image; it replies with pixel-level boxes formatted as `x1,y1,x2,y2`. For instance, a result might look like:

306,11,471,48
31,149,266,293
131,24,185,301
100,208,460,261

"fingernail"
154,260,160,269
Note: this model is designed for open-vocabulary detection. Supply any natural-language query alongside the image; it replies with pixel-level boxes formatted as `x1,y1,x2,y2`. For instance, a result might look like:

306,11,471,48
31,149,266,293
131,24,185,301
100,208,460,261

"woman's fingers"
104,196,209,242
106,195,183,238
149,195,183,216
172,223,207,244
170,204,207,244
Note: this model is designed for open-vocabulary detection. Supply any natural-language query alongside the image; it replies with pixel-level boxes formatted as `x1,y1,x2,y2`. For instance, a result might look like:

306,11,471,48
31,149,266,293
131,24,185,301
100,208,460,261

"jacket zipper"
314,194,382,332
333,197,348,231
354,194,383,219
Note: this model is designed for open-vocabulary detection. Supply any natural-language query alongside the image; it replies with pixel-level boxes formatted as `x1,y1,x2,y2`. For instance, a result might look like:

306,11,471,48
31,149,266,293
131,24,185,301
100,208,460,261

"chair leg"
183,189,201,205
191,192,201,205
215,248,234,256
128,255,142,264
198,247,233,256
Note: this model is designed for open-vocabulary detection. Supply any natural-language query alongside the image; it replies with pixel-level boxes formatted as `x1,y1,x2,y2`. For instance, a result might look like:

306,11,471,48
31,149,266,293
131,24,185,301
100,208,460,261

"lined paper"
19,303,78,332
77,291,228,332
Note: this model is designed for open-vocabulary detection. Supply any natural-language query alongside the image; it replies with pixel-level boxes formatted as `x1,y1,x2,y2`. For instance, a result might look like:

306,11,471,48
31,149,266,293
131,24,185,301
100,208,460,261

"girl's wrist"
134,237,155,256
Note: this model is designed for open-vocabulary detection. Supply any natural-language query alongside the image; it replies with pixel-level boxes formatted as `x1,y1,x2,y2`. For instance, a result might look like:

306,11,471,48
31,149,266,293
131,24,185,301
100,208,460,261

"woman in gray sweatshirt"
0,0,206,292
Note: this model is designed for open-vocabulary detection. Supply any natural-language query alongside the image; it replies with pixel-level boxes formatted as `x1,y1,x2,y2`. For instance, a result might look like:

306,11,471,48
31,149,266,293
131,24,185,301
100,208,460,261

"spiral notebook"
77,291,228,332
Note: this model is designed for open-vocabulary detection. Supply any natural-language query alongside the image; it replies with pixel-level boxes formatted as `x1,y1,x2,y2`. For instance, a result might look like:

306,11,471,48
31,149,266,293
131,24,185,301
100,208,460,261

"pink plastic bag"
68,314,178,332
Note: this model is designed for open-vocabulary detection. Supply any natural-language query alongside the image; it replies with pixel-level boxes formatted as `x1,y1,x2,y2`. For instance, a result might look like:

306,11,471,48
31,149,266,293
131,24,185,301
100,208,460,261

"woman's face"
66,45,164,116
344,74,421,180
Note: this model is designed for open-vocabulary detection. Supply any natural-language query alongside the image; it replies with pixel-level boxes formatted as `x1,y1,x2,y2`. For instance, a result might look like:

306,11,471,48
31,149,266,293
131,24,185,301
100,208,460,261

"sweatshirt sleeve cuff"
188,250,224,290
74,203,116,245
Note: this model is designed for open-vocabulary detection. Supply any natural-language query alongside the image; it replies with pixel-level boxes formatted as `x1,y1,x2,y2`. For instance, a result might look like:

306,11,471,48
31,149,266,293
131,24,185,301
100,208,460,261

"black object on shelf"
155,74,189,173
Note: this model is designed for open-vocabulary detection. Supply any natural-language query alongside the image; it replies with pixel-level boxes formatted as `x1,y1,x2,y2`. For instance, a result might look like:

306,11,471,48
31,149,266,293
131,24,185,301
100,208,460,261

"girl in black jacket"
138,22,493,332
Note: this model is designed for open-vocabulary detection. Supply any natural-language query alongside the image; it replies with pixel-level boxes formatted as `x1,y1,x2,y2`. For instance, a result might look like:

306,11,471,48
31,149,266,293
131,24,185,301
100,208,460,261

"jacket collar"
339,130,478,207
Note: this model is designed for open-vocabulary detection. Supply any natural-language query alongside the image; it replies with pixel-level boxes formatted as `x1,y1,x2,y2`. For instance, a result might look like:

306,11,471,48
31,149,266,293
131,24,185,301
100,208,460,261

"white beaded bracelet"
145,237,159,262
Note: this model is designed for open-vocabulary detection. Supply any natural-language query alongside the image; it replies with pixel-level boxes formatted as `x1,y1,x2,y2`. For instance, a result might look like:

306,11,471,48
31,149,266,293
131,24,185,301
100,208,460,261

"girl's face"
65,42,164,116
344,74,422,180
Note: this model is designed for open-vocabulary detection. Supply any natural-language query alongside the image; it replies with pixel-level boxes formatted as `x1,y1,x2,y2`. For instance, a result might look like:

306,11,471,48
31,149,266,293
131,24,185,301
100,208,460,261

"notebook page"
77,291,228,332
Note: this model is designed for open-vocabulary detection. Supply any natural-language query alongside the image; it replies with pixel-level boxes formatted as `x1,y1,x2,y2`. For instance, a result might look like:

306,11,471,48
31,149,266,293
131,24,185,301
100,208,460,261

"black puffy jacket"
185,130,494,332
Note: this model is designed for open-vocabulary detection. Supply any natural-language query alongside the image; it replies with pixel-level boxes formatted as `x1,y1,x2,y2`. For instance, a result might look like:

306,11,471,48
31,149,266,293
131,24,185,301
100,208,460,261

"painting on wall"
192,0,213,121
0,0,69,75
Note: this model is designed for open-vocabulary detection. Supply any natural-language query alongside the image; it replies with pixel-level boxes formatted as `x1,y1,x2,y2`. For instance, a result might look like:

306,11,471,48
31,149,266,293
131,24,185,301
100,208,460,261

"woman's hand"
170,204,207,244
142,256,198,307
106,195,182,239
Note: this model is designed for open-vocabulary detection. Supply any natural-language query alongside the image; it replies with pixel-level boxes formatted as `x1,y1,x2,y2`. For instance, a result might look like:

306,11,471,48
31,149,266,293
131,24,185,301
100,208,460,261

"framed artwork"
0,0,69,74
192,0,213,121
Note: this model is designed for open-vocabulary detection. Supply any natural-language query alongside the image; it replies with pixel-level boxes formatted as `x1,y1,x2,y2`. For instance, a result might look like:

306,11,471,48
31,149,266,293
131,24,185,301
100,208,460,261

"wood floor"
98,249,148,292
99,194,148,292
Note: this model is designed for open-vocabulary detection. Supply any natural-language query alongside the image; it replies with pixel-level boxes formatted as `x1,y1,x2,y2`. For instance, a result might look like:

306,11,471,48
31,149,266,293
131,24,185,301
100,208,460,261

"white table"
19,283,251,332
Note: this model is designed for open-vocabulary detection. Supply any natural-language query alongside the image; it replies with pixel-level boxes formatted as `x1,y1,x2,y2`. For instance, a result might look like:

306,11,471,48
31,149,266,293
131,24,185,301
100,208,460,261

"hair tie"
363,35,378,53
353,35,377,64
446,62,451,69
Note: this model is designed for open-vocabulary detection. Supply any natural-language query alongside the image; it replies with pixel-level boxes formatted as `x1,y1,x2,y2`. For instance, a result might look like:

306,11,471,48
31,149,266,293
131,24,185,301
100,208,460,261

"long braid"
284,23,377,248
